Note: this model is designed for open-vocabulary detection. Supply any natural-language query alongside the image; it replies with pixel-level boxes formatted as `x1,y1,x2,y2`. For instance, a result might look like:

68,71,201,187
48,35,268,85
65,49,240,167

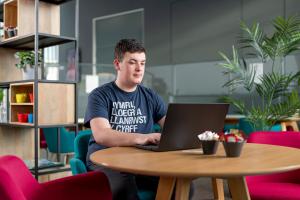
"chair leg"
212,178,225,200
281,121,299,131
65,153,74,164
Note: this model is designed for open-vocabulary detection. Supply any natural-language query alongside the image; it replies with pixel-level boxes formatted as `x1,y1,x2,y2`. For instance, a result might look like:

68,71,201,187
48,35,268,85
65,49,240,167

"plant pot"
22,66,41,80
15,93,27,103
17,113,28,123
223,141,245,157
201,140,219,155
28,93,33,103
6,28,17,38
27,113,33,123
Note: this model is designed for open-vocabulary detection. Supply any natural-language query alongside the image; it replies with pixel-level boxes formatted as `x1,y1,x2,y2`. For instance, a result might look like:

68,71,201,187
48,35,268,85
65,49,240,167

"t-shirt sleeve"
84,89,109,128
153,92,167,123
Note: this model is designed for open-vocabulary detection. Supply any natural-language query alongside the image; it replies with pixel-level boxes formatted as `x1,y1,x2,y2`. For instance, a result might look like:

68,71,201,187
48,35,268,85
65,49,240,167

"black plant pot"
223,141,245,157
6,28,17,38
201,140,219,155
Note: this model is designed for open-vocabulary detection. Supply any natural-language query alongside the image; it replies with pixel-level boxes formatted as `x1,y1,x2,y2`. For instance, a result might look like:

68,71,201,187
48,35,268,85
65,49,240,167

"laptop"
135,103,229,152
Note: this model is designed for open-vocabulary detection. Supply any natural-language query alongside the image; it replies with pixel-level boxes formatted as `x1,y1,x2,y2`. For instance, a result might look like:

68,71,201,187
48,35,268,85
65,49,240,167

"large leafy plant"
219,16,300,130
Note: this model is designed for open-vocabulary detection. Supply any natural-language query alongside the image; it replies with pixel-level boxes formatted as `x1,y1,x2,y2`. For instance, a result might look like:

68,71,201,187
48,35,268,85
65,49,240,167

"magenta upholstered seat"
0,155,112,200
247,131,300,200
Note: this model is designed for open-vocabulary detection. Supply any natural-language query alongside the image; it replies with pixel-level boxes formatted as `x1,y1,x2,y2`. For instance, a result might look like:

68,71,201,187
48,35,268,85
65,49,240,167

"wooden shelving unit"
0,0,78,179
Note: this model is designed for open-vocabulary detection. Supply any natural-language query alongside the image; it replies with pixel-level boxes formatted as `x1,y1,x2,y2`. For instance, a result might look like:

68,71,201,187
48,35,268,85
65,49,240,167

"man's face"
114,52,146,87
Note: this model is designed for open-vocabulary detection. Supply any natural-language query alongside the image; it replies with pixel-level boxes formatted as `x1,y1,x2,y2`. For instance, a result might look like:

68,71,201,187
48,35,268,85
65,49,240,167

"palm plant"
219,15,300,131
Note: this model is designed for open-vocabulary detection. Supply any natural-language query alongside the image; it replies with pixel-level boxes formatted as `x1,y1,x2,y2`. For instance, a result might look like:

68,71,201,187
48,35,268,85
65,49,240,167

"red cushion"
248,182,300,200
246,131,300,200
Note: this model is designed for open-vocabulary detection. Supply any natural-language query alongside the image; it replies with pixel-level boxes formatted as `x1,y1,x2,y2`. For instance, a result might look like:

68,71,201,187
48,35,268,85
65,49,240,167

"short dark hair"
114,39,145,61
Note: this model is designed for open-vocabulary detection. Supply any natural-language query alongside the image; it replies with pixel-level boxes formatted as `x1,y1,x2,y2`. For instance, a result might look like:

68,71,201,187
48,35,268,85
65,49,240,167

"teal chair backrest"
43,128,92,154
42,127,75,153
239,118,282,136
70,131,92,175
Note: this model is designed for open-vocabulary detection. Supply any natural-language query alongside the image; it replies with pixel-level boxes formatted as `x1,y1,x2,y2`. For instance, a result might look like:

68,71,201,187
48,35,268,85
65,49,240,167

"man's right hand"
135,133,161,145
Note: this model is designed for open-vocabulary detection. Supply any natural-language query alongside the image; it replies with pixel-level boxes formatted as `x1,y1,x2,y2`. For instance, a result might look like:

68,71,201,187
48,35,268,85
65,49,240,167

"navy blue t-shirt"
84,81,166,167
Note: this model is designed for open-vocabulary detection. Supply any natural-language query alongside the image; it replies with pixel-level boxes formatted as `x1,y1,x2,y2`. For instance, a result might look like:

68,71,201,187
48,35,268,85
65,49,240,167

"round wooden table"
90,143,300,200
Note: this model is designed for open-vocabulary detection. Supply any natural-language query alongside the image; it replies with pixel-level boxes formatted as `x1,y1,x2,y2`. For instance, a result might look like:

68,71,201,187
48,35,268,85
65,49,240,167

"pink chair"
0,155,112,200
247,131,300,200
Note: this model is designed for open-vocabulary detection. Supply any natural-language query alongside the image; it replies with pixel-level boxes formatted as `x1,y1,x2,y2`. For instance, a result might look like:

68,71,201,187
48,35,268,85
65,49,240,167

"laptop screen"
156,103,229,151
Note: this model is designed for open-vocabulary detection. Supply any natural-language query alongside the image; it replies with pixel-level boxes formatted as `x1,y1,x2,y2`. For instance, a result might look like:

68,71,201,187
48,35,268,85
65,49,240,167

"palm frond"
269,90,300,121
220,96,246,114
246,106,275,130
255,72,294,102
218,46,256,92
239,21,268,62
218,46,241,73
271,16,300,57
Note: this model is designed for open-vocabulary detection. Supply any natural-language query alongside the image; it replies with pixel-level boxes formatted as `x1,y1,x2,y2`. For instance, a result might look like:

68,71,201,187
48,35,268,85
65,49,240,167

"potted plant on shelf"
15,50,43,80
0,88,3,103
218,15,300,132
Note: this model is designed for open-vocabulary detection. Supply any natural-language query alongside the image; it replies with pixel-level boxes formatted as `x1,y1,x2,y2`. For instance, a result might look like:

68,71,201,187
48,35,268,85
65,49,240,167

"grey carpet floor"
191,178,232,200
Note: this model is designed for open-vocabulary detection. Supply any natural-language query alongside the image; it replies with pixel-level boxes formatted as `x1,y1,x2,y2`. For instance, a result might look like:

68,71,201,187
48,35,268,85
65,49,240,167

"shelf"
0,33,76,50
38,80,77,84
31,165,71,176
38,123,77,128
25,159,64,170
0,122,77,128
0,122,34,128
11,103,34,105
0,80,76,85
10,81,33,86
0,83,9,88
40,0,73,5
9,122,34,127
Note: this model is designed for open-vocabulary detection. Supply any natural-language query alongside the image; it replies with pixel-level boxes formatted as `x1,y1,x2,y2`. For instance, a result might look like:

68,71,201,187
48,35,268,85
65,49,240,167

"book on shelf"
24,159,64,170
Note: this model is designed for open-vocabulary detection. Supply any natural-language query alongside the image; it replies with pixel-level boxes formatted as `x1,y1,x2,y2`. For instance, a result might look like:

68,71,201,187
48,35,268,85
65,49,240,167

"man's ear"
113,59,120,71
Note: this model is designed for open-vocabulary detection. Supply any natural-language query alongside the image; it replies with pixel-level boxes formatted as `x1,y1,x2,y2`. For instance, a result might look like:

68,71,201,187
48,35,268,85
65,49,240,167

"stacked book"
24,159,64,170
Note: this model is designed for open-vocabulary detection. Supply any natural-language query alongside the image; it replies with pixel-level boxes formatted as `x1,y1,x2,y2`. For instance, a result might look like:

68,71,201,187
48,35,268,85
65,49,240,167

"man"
84,39,166,200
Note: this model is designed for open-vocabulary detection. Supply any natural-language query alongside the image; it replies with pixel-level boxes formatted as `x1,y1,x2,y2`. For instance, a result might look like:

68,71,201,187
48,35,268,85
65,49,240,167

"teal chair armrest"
78,129,93,135
137,189,156,200
70,158,87,175
69,129,92,135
